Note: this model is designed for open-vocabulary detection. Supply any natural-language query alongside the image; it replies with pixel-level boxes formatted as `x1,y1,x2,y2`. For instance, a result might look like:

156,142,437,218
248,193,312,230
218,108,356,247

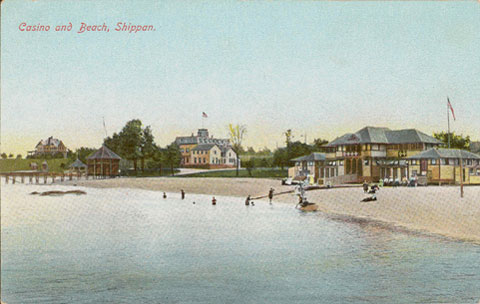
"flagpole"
447,98,450,149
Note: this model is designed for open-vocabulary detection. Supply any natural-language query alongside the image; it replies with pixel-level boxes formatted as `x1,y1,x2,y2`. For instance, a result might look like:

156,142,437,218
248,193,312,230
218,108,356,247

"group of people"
162,188,276,206
361,181,379,202
245,188,275,206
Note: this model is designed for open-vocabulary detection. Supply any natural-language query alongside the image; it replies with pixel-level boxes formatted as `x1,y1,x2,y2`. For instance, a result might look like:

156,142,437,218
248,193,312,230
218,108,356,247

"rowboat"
296,200,319,212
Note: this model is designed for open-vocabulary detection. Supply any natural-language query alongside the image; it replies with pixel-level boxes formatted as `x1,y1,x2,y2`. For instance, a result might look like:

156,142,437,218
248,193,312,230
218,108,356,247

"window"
440,159,446,165
203,158,206,163
445,159,450,165
431,159,437,165
194,157,197,164
364,159,369,166
308,162,314,166
411,160,417,165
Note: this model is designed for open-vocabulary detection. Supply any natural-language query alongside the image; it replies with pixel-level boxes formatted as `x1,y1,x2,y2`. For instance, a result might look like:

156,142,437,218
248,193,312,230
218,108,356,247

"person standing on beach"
245,195,251,206
212,197,217,205
268,188,274,204
163,192,167,199
363,181,368,193
181,189,185,200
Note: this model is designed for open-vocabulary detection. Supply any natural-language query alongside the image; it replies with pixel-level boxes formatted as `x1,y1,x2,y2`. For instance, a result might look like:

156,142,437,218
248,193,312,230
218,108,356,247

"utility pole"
447,100,451,149
460,154,464,198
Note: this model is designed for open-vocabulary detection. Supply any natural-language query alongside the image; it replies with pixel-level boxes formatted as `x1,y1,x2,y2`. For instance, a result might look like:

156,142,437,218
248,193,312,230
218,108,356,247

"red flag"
447,98,456,121
202,112,208,118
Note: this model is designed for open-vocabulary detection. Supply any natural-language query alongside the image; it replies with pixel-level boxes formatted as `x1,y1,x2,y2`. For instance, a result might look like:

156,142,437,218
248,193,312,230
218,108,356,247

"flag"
447,98,456,121
202,112,208,118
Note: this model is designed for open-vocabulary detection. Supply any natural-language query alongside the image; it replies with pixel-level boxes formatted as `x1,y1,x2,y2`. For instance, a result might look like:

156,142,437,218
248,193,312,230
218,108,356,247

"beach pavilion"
87,145,122,177
69,158,87,173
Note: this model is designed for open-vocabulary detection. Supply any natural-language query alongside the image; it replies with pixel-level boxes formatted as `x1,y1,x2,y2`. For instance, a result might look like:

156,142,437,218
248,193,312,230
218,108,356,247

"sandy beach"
66,177,480,244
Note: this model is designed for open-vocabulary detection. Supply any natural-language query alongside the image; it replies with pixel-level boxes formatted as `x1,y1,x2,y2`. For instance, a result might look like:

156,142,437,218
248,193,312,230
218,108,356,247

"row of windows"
194,157,207,164
411,159,480,166
336,143,427,152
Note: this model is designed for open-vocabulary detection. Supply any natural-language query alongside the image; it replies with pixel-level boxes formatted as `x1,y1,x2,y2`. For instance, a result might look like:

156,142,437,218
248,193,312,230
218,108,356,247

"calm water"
1,183,480,304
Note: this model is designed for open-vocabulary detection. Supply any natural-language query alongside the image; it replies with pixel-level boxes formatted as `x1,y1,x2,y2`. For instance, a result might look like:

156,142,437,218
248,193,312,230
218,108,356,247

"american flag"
447,98,456,121
202,112,208,118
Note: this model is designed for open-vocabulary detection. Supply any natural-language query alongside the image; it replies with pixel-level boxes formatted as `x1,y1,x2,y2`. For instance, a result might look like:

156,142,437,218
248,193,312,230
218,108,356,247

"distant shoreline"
64,177,480,244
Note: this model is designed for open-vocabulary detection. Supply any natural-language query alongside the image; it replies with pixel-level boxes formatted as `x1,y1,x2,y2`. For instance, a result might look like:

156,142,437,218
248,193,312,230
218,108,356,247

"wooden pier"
1,172,89,185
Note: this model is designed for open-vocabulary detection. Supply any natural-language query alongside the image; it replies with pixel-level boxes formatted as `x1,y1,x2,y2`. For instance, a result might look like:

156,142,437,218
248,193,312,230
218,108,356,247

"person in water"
245,195,251,206
268,188,274,204
181,189,185,200
212,197,217,205
163,192,167,199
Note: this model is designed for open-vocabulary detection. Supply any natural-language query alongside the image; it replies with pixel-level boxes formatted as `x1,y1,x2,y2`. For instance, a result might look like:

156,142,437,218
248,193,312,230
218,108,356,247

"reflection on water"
2,184,480,304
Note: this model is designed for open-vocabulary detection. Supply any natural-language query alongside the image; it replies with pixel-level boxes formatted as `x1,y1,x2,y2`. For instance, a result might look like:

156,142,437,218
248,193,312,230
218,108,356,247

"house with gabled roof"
175,129,237,168
29,136,68,158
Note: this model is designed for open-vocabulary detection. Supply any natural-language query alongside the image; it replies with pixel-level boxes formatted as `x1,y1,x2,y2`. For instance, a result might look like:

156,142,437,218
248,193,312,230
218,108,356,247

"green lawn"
0,158,72,173
182,168,287,178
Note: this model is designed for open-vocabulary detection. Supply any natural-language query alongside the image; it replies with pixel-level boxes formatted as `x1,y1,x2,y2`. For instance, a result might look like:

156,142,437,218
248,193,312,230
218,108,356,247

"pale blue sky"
2,0,479,154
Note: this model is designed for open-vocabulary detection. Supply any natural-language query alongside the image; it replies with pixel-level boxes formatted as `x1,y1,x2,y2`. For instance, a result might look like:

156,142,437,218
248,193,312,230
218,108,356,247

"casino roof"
407,148,480,160
325,127,442,147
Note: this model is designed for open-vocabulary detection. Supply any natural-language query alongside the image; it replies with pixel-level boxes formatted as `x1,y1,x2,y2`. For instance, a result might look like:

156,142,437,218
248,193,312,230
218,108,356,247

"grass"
182,168,287,178
0,158,72,173
122,169,180,177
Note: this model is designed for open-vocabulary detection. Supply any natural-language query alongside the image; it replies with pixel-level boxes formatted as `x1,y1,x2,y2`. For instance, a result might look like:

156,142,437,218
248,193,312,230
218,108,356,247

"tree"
140,126,156,171
71,147,97,163
312,138,329,151
273,148,288,170
247,147,256,154
164,143,181,176
244,159,254,176
104,119,143,171
8,153,13,158
1,153,7,159
16,154,22,159
433,132,471,150
228,124,247,176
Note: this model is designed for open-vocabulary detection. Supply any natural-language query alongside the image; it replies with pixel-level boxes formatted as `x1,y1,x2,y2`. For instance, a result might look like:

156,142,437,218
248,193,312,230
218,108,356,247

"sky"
1,0,480,155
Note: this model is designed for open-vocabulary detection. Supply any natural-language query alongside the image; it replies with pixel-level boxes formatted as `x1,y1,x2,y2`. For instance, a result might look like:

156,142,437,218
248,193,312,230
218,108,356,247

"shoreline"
64,177,480,244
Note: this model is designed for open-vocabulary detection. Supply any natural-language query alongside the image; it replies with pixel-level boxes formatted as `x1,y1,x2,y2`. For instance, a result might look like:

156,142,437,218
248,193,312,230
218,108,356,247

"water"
2,184,480,304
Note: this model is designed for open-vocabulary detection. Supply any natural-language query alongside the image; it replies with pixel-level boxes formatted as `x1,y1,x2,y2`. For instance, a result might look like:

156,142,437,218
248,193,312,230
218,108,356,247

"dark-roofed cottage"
87,145,122,177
